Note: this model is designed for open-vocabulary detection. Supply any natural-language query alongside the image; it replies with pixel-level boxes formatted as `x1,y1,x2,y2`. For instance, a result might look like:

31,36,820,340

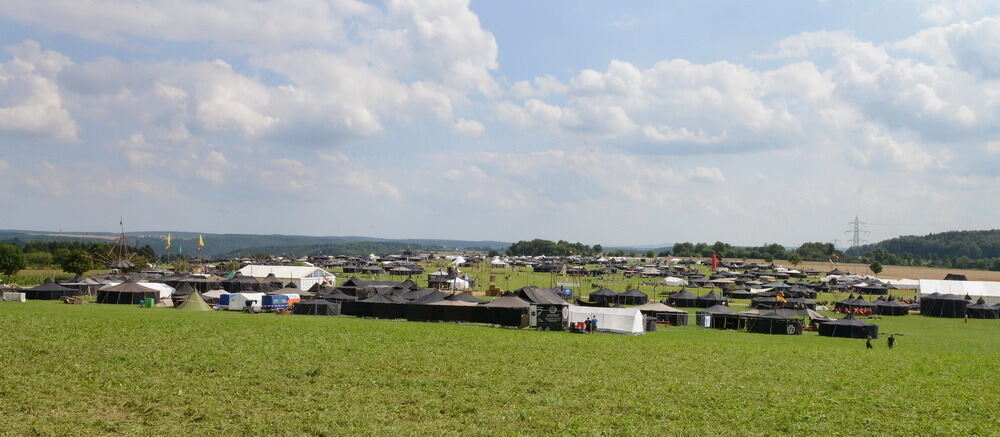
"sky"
0,0,998,247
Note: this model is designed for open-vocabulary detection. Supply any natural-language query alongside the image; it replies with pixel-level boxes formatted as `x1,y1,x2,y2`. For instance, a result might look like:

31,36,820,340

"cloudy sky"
0,0,998,246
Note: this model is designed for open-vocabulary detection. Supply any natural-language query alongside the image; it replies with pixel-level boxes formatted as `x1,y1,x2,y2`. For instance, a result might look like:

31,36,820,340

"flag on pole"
775,292,787,304
165,233,172,250
197,234,205,249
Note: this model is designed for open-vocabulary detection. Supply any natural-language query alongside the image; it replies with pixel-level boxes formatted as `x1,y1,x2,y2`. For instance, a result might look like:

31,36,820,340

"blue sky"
0,0,998,246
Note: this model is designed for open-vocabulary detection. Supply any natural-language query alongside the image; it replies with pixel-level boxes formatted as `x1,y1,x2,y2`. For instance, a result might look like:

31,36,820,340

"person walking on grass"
584,317,592,334
866,334,873,349
887,334,895,349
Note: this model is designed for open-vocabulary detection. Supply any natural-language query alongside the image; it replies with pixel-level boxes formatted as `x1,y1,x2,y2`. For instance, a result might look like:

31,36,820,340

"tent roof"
483,295,531,308
620,289,648,297
446,293,487,304
668,289,697,299
697,304,737,315
359,293,407,304
517,286,567,305
27,281,77,292
428,300,479,306
590,288,618,296
634,302,685,313
100,280,158,293
237,265,335,279
177,291,212,311
823,313,876,327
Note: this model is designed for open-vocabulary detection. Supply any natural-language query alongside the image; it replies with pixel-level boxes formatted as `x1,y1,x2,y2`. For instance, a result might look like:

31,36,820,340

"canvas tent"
634,302,687,326
918,280,1000,305
817,313,879,339
694,291,727,308
227,292,266,311
875,298,909,316
22,281,79,300
567,306,645,335
177,291,212,312
237,265,335,291
920,293,968,318
588,288,618,304
965,298,999,319
696,304,740,330
617,289,648,305
97,280,162,305
665,289,698,307
292,299,341,316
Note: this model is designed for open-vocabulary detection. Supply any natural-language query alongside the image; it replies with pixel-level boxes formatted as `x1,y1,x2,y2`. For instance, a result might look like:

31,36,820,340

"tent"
874,298,909,316
634,302,687,326
483,295,531,309
237,265,336,291
177,291,212,312
201,289,228,305
227,292,266,311
966,298,1000,319
171,282,197,306
817,314,879,339
21,281,79,300
920,293,967,318
724,286,753,299
694,291,727,308
588,288,618,304
696,304,740,329
664,289,698,307
742,311,803,335
918,280,1000,305
617,289,648,305
97,280,161,305
567,306,645,335
446,293,488,304
517,287,567,305
663,276,687,287
292,299,341,316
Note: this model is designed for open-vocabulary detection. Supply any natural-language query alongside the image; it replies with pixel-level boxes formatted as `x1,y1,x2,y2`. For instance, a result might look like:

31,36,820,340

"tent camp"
567,306,645,335
588,288,618,304
874,298,909,316
617,289,649,305
237,265,335,291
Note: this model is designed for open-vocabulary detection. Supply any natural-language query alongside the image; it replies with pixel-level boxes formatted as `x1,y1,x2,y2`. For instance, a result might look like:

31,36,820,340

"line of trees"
0,240,158,278
506,239,603,257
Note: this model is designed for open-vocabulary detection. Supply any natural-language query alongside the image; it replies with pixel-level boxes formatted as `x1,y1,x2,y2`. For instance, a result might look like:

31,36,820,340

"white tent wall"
228,292,266,311
100,282,175,299
919,280,1000,305
885,279,919,290
237,265,336,290
567,306,645,335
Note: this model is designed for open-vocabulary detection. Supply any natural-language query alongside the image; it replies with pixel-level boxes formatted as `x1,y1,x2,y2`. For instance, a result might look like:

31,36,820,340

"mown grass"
1,301,997,435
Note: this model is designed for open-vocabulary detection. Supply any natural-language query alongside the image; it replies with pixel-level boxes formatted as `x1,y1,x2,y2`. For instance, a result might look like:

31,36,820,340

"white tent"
919,280,1000,305
567,305,645,335
663,276,688,286
228,292,266,311
451,256,466,266
445,278,470,291
885,279,919,290
237,265,335,291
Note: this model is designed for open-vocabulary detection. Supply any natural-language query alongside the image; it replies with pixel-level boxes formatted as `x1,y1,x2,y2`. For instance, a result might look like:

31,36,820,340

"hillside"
0,230,509,257
861,229,1000,259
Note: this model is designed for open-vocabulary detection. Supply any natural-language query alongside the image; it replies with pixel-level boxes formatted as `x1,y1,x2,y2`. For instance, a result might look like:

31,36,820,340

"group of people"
583,315,599,333
866,334,896,349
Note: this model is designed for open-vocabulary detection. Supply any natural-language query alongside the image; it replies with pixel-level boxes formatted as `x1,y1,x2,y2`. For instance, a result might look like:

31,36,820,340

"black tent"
96,280,160,304
320,288,358,303
966,298,1000,319
943,273,967,281
723,286,753,299
634,302,688,326
170,282,197,306
517,287,567,305
222,273,268,293
920,293,967,318
574,297,609,307
856,282,890,295
446,293,487,304
410,290,449,304
743,312,803,335
618,289,648,305
817,313,879,339
696,304,740,329
664,289,698,307
21,280,79,300
588,288,618,304
292,299,341,316
875,298,909,316
694,290,727,308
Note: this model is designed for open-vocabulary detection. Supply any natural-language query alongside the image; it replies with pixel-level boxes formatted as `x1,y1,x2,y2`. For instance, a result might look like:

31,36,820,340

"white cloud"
453,118,484,137
0,41,78,141
687,167,726,183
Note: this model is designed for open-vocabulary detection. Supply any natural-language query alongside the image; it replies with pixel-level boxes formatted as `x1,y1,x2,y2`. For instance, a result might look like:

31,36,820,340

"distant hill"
0,230,509,257
859,229,1000,259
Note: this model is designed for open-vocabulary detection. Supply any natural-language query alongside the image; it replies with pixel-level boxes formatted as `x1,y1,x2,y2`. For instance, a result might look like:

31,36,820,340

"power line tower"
844,216,870,257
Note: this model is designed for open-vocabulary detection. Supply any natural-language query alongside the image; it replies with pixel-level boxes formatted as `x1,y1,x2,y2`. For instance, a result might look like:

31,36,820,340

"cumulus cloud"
452,118,484,137
0,41,78,141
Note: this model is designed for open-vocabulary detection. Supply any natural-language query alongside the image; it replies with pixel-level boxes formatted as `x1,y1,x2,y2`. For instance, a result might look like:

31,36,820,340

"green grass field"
1,300,998,435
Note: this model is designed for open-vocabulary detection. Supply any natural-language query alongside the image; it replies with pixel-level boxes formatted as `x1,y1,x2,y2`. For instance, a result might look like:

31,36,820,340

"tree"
173,259,190,273
869,261,883,276
763,253,774,263
25,251,54,268
788,253,802,267
221,260,240,273
61,250,93,276
487,249,500,257
0,244,26,279
644,250,655,258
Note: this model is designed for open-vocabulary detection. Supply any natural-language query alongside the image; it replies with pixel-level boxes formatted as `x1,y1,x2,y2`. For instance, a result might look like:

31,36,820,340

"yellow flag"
165,233,172,249
198,234,205,249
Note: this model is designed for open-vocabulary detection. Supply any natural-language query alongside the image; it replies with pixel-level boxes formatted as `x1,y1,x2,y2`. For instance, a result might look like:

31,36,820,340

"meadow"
1,299,998,435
